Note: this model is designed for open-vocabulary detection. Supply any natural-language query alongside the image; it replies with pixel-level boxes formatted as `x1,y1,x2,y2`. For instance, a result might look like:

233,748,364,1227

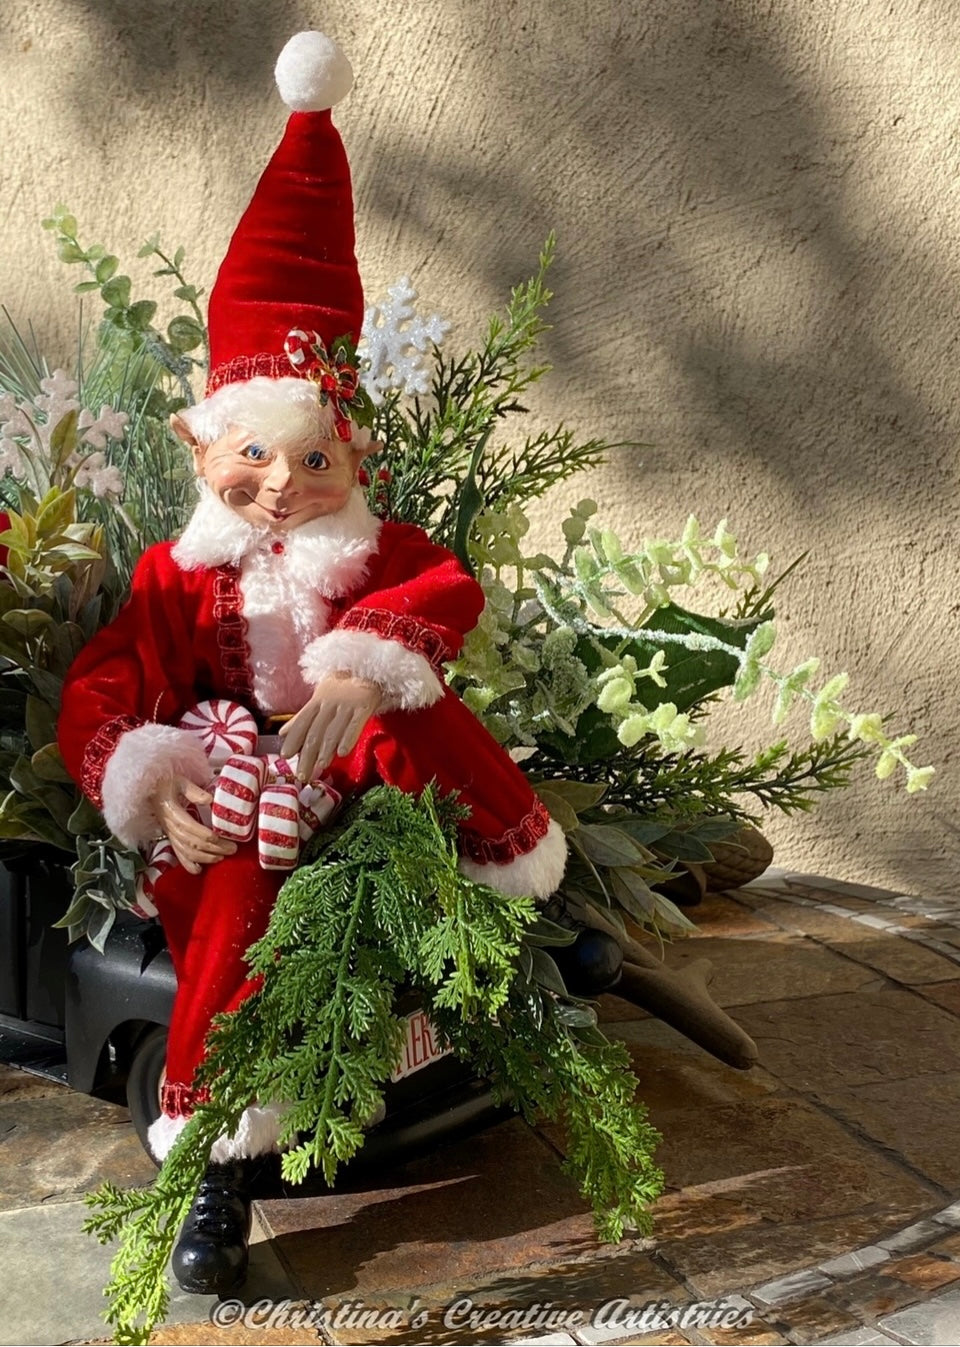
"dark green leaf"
623,602,768,712
451,426,493,573
49,413,79,472
27,668,64,705
556,1001,598,1028
31,743,73,783
52,892,93,930
68,794,102,836
127,300,157,329
535,779,608,812
522,914,578,947
653,830,715,863
574,824,646,867
534,785,579,832
530,946,569,996
25,696,58,751
609,867,657,925
613,817,674,846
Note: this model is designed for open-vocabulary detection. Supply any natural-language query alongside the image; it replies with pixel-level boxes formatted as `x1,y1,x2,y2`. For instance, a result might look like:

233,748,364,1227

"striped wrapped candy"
258,782,302,870
134,837,178,917
178,699,258,769
298,782,340,841
212,755,268,842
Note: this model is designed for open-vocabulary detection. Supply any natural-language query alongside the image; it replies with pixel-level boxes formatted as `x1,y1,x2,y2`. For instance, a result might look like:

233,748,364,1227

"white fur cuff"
100,721,213,849
147,1103,290,1163
459,819,568,900
300,628,444,712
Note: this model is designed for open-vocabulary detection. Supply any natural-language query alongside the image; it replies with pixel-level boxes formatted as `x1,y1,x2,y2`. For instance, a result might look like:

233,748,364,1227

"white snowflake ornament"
358,277,449,405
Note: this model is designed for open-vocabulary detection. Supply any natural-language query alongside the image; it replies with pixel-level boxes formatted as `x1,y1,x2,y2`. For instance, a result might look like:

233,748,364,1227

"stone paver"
823,935,960,986
734,983,960,1096
605,1016,782,1111
817,1073,960,1192
917,980,960,1017
679,891,776,940
0,1082,155,1211
0,1199,295,1346
757,1288,863,1343
657,933,882,1009
257,1119,616,1301
313,1250,685,1343
3,869,960,1346
827,1331,899,1345
877,1284,960,1344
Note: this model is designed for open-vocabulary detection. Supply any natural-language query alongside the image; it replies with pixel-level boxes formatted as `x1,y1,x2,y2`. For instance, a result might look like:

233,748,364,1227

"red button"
271,540,284,554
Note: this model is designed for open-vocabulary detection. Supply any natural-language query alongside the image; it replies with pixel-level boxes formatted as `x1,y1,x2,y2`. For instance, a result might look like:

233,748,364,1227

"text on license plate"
390,1010,452,1082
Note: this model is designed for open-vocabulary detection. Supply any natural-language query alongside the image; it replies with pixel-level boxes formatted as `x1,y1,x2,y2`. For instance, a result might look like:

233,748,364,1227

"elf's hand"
149,776,238,875
279,673,383,783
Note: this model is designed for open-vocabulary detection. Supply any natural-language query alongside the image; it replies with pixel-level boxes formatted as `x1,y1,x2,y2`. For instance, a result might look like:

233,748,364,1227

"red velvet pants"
151,691,549,1115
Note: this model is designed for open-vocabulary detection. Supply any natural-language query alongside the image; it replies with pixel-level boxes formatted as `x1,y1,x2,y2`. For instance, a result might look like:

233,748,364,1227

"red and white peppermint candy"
298,782,340,840
212,755,268,841
178,700,258,769
258,782,301,870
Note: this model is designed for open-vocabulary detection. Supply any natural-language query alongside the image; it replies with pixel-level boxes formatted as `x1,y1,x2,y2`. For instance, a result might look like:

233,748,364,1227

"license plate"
390,1009,452,1081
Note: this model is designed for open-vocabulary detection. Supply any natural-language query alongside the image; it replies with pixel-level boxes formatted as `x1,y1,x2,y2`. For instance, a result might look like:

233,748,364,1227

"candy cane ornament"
134,837,179,917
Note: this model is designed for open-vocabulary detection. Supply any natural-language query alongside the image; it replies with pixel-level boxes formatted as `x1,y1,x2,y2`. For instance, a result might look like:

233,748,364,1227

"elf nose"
263,457,293,493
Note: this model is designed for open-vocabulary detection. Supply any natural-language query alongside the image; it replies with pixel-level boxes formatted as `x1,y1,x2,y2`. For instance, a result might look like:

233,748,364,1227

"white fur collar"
172,482,381,597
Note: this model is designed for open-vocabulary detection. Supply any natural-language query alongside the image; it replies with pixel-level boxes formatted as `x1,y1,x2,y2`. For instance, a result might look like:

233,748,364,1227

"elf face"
174,419,367,532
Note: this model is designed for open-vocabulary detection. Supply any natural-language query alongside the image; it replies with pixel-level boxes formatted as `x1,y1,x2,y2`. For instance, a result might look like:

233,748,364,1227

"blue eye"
304,449,329,471
243,442,268,461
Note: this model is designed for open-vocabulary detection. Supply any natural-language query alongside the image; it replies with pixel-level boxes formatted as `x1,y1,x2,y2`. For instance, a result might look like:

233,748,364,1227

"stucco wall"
0,0,955,897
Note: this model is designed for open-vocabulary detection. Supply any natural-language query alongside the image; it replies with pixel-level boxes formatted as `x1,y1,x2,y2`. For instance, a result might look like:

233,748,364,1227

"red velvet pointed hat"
205,32,364,399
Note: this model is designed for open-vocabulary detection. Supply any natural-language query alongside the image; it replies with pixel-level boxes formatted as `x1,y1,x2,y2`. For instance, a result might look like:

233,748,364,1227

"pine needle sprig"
84,785,665,1344
537,733,871,824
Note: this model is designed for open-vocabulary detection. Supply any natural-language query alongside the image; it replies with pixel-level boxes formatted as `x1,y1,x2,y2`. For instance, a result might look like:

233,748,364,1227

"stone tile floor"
1,870,959,1346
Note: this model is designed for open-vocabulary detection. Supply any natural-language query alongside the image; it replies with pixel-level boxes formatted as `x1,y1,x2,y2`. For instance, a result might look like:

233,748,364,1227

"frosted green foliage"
451,500,933,792
454,502,774,758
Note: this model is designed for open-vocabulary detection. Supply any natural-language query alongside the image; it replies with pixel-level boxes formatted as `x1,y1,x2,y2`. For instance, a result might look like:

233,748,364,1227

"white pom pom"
275,32,353,112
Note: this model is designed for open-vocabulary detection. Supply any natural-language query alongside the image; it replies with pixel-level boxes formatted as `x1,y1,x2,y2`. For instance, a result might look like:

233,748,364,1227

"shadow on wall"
43,0,950,509
377,1,944,515
14,0,958,889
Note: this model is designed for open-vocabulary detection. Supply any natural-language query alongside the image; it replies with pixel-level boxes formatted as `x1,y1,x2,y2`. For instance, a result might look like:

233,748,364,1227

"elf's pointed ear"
351,442,375,471
170,413,205,470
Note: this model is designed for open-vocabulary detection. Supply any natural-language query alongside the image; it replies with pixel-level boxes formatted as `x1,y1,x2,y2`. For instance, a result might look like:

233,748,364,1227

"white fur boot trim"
146,1111,191,1163
459,818,567,900
148,1103,291,1164
208,1103,291,1162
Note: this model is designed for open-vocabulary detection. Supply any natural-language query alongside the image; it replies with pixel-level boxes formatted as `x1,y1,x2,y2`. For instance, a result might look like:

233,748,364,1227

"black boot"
540,894,624,996
171,1160,252,1296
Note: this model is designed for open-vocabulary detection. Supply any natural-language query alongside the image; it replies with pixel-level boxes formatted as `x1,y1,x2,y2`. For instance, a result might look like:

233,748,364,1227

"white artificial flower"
0,437,25,476
81,404,128,450
75,451,124,498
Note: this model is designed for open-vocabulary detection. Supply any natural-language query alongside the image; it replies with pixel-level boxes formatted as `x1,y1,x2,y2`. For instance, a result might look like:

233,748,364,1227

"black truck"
0,849,508,1176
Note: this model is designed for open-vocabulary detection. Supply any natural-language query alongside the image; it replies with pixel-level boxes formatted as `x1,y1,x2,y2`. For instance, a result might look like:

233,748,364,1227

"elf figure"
58,32,622,1296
